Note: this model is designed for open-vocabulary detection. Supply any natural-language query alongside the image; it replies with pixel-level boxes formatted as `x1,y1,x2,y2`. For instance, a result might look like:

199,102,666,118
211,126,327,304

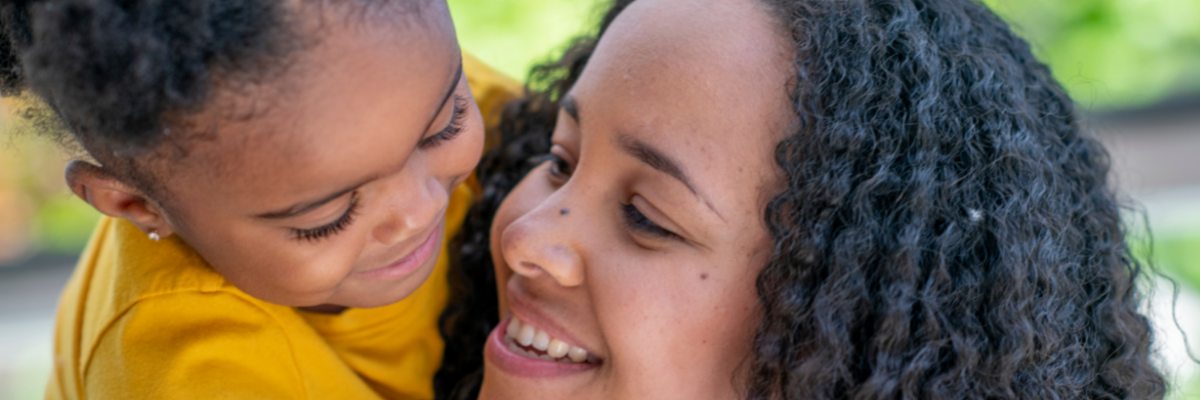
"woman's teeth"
506,317,591,364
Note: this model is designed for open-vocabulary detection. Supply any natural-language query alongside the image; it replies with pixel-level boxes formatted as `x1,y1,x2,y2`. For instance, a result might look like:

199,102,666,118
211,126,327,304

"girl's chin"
484,317,600,379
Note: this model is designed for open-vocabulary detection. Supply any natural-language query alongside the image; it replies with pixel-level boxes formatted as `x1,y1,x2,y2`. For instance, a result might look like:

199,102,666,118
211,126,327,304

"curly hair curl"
437,0,1169,399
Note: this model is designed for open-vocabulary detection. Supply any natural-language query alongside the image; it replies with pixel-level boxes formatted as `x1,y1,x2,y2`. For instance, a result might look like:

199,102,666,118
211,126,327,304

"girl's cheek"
443,104,487,179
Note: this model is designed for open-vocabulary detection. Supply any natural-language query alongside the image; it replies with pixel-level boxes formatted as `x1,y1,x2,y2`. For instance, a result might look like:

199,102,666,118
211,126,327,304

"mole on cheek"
700,273,708,280
560,208,569,216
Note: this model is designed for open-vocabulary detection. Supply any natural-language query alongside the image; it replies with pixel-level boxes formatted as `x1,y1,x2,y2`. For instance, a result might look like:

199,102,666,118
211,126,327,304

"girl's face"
480,0,793,398
152,3,482,308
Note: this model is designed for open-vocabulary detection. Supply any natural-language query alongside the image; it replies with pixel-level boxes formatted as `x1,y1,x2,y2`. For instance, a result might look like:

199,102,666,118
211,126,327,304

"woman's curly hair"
436,0,1169,399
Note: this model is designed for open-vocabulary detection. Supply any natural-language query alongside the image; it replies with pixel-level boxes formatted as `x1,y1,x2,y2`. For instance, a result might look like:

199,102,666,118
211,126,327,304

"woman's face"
151,2,482,308
480,0,793,398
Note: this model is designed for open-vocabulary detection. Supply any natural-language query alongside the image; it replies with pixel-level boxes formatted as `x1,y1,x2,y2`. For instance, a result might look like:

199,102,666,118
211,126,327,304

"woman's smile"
486,275,603,378
486,315,601,378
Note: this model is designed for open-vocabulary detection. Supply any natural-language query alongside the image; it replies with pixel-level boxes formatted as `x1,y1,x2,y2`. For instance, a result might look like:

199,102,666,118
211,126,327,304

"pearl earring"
149,231,161,242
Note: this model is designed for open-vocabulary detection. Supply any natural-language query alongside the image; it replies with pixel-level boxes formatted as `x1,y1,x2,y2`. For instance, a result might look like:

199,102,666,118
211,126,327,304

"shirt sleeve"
83,291,308,400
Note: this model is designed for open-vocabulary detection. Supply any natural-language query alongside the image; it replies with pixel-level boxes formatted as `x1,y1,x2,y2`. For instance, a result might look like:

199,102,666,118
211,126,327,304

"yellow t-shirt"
44,54,520,400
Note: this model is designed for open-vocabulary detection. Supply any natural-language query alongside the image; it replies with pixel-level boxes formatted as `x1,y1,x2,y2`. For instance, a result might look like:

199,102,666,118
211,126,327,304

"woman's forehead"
565,0,794,220
576,0,793,131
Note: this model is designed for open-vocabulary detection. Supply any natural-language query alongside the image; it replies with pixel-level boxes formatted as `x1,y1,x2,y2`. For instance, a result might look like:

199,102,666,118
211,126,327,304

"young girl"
0,0,518,398
437,0,1170,398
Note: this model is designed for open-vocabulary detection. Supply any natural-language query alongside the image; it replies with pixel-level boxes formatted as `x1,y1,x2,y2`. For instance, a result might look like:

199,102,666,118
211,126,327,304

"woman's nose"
500,201,585,287
373,176,445,246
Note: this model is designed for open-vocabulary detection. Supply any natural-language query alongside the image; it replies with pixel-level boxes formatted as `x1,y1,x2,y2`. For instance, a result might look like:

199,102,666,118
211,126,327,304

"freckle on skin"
700,273,708,280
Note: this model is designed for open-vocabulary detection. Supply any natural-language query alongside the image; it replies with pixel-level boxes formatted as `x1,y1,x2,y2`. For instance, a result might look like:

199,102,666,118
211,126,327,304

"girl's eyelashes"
291,193,360,242
419,93,470,149
621,202,678,240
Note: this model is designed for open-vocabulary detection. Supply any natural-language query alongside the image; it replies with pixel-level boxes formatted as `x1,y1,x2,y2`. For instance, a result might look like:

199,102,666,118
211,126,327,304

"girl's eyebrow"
420,55,465,134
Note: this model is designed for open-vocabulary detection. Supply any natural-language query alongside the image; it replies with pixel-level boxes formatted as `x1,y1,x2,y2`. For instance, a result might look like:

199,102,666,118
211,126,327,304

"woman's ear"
65,160,176,239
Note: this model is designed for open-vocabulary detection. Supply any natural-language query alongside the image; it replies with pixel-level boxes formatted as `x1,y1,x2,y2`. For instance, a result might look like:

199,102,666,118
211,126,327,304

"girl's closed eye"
292,193,360,242
419,93,470,148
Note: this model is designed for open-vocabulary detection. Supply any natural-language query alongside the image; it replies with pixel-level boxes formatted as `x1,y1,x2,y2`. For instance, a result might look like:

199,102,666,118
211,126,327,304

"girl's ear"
65,160,176,239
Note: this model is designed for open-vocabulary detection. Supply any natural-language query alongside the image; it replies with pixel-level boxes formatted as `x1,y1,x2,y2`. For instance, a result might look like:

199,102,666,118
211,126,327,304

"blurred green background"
1,0,1199,398
981,0,1200,110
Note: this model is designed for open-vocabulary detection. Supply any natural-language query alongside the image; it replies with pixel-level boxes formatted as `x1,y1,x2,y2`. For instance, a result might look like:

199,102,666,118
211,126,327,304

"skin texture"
65,1,485,309
479,0,793,398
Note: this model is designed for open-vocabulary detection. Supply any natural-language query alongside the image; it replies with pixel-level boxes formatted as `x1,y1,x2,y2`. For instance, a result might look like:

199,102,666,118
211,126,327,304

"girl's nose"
373,176,445,246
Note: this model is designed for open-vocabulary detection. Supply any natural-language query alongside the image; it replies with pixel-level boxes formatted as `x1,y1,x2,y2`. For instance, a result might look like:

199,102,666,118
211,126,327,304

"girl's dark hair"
0,0,419,194
436,0,1170,399
0,0,295,157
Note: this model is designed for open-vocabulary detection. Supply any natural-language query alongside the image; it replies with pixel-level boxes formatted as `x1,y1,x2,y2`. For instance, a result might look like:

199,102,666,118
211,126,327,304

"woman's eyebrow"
615,134,722,219
561,95,581,122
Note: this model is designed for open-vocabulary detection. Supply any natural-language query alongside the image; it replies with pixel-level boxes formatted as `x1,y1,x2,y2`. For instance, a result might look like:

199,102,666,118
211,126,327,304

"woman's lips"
355,224,441,280
486,315,600,378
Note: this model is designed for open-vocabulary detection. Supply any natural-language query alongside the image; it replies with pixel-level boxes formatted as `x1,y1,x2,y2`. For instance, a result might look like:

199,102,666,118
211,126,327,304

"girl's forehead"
161,14,461,211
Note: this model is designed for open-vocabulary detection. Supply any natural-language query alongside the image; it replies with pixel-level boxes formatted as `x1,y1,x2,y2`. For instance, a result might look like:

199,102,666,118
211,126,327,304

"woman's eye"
548,153,574,178
621,203,678,240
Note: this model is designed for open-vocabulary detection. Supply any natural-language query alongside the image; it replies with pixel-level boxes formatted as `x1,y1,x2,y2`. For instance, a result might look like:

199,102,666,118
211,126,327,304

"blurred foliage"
981,0,1200,110
1154,235,1200,290
0,100,100,261
453,0,1200,110
448,0,597,81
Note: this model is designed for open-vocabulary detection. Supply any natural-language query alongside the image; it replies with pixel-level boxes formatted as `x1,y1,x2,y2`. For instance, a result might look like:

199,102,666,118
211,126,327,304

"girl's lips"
486,316,600,378
355,224,440,280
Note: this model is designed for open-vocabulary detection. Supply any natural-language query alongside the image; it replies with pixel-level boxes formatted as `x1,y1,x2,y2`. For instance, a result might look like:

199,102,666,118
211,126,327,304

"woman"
437,0,1167,398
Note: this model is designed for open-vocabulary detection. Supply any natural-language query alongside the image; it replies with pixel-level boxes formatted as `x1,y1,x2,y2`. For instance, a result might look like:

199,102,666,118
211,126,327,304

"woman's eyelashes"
291,193,360,242
542,148,676,240
540,145,576,185
547,153,574,179
621,202,679,240
419,94,470,149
